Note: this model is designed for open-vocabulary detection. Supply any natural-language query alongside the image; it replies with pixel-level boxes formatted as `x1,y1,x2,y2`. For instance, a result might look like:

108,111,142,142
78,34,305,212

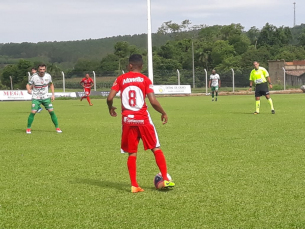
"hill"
0,33,173,66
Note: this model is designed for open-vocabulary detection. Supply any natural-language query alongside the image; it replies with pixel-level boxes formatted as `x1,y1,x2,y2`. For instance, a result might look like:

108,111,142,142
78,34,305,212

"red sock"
154,149,169,180
86,96,91,104
81,96,86,100
127,155,138,187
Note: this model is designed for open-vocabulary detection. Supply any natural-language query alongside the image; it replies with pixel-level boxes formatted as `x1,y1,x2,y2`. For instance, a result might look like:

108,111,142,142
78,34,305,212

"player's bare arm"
50,83,55,102
219,80,221,88
208,80,211,88
248,81,253,91
147,93,168,124
26,83,32,94
267,77,273,89
106,89,117,117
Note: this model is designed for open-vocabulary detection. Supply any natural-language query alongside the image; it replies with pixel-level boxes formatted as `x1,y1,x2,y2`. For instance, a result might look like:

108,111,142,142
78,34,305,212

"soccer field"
1,94,305,228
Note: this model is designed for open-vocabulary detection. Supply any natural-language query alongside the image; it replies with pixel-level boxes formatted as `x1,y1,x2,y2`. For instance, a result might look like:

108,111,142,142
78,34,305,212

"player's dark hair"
31,67,37,70
37,64,47,68
129,54,143,67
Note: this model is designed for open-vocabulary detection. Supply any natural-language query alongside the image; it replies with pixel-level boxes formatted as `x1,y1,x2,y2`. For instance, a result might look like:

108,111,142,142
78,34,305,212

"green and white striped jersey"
28,73,52,100
210,74,220,87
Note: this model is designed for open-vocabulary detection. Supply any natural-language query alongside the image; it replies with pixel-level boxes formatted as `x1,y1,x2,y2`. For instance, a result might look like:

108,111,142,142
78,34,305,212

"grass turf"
0,94,305,228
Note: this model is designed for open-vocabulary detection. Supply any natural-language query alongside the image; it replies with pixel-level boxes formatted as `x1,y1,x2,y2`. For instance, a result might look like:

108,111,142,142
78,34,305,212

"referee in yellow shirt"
249,61,275,114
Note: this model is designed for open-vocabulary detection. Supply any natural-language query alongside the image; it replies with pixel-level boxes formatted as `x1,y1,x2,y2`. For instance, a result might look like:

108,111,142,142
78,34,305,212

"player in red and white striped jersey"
107,54,175,193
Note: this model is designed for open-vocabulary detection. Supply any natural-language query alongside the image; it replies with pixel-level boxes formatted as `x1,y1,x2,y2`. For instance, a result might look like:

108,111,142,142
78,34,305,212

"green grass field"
1,94,305,228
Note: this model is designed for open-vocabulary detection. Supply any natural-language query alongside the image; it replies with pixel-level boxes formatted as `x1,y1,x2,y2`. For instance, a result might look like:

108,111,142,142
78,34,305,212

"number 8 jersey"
111,72,154,125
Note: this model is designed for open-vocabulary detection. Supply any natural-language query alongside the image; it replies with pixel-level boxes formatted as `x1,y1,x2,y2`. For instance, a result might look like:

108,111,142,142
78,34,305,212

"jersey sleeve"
111,77,120,92
263,68,269,77
145,77,154,93
28,76,34,85
249,70,254,81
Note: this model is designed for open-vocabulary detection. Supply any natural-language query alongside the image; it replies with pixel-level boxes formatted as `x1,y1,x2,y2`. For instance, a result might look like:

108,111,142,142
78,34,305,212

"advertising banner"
75,91,110,97
0,90,77,101
47,92,77,98
0,90,32,101
153,85,191,94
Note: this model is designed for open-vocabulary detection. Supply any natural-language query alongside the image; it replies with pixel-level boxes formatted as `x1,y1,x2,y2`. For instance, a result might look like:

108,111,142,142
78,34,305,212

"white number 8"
122,86,144,111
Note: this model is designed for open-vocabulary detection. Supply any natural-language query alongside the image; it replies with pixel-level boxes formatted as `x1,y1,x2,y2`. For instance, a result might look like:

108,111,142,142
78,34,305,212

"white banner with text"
153,85,191,94
0,90,77,101
0,90,32,101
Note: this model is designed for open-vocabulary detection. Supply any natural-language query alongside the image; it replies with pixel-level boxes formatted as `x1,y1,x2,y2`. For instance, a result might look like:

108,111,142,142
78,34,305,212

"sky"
0,0,304,44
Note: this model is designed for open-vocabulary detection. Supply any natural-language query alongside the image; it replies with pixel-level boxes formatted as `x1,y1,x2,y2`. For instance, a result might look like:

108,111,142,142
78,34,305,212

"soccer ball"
154,173,172,189
301,85,305,93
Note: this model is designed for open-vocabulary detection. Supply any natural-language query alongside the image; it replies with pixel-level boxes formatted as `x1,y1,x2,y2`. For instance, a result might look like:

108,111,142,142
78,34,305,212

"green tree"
246,26,260,46
258,23,292,47
100,54,119,72
74,59,99,72
48,63,63,79
0,59,33,89
297,30,305,46
157,42,176,59
210,40,235,66
220,23,244,41
240,46,271,69
198,25,222,41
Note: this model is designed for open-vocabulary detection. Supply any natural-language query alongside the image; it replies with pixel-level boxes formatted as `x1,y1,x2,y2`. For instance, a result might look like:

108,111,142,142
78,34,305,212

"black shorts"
255,83,269,97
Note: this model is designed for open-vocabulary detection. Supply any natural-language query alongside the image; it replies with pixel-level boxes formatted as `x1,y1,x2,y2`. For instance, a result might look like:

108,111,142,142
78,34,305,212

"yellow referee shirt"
249,67,269,85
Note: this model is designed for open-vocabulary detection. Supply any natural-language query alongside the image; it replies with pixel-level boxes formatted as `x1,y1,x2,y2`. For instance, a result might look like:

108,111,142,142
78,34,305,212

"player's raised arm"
106,89,117,117
147,93,168,124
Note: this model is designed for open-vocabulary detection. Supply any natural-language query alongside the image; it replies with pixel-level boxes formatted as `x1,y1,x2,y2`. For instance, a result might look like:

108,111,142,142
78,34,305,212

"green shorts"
31,98,53,111
211,86,219,91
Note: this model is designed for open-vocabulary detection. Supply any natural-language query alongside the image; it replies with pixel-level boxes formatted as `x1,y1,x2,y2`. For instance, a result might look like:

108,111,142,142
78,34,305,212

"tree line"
1,21,305,89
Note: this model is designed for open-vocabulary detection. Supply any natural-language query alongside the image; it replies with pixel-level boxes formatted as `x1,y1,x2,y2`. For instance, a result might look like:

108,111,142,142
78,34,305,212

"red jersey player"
107,54,175,193
80,73,94,106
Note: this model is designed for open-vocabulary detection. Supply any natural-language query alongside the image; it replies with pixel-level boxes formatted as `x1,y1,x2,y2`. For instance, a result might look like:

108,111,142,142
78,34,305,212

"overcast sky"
0,0,303,44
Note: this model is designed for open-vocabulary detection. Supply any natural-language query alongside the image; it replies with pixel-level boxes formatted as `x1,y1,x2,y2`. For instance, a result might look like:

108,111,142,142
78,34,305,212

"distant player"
107,54,175,193
249,61,275,114
80,74,94,106
209,69,221,101
30,68,43,113
26,64,62,134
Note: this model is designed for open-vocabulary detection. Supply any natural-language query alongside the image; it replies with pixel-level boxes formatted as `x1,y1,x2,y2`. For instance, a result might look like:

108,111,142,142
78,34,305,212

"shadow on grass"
74,178,174,193
74,178,130,192
230,112,256,115
12,128,55,133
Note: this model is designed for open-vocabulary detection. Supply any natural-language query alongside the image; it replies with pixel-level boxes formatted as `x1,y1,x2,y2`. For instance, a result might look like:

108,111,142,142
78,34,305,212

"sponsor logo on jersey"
123,117,144,125
123,77,144,85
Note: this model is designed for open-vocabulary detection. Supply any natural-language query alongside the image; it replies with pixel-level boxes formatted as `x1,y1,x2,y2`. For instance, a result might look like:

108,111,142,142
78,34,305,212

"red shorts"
121,123,160,153
84,88,91,96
